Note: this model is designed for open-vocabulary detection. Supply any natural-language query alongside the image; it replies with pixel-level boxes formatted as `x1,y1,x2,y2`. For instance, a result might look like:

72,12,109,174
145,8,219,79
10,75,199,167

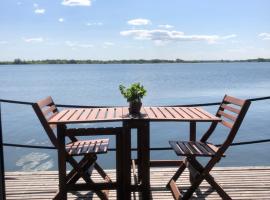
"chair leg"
67,156,92,183
189,158,232,200
94,162,112,183
204,173,232,199
67,156,109,200
67,155,96,184
166,159,186,188
182,173,204,200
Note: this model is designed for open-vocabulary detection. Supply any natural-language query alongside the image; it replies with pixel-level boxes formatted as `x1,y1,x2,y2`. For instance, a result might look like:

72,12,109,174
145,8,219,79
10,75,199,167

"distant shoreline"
0,58,269,65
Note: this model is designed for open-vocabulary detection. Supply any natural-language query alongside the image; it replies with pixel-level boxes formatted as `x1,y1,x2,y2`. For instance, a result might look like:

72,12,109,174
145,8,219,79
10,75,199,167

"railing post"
0,102,6,200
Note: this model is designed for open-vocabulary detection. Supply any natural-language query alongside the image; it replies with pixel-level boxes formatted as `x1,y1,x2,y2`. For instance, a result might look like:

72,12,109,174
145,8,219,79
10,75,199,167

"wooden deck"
5,166,270,199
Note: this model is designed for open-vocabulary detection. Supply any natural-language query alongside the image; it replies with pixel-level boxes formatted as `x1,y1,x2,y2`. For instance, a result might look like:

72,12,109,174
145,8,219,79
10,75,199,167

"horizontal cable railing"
1,96,270,108
0,96,270,151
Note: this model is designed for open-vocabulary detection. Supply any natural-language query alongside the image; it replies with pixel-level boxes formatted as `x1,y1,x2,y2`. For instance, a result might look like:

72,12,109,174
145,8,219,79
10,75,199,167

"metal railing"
0,96,270,200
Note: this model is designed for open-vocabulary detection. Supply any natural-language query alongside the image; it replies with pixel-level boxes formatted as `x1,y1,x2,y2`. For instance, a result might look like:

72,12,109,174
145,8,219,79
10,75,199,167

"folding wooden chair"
32,96,120,199
167,95,251,200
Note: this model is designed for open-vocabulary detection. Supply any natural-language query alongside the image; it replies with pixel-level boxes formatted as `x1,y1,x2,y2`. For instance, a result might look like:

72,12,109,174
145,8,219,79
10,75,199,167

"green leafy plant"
119,83,147,102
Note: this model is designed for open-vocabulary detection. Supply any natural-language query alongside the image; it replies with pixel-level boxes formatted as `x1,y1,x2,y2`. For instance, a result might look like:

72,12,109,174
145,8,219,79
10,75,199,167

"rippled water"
0,62,269,171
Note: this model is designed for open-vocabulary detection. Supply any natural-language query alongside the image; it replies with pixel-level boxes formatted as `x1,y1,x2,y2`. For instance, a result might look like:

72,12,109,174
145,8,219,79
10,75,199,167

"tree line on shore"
0,58,269,65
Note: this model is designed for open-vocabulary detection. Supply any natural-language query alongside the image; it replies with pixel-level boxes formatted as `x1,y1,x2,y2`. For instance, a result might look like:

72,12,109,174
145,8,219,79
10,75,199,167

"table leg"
189,122,197,184
190,121,196,141
139,121,150,200
116,128,123,200
137,124,142,183
122,121,131,200
57,125,67,200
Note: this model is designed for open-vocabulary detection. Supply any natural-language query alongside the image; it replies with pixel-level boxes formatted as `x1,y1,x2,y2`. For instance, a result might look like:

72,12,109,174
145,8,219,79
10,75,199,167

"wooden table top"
48,106,221,124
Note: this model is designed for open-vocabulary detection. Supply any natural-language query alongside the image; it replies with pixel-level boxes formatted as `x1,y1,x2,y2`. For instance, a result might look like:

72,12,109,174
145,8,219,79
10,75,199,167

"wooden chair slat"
224,95,245,106
200,142,216,154
37,96,53,108
94,140,102,153
221,119,234,129
177,141,190,154
193,142,212,155
99,139,109,152
190,142,204,155
169,141,185,155
207,143,220,154
81,142,90,154
218,110,237,122
42,105,57,116
183,141,199,154
221,104,240,114
87,141,97,153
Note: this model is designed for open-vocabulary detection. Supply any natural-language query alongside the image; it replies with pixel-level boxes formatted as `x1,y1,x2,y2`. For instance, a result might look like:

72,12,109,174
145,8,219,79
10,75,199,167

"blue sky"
0,0,269,61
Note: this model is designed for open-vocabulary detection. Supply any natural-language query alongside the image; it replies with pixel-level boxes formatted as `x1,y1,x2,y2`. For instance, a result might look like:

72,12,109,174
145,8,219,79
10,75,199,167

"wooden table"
49,106,220,200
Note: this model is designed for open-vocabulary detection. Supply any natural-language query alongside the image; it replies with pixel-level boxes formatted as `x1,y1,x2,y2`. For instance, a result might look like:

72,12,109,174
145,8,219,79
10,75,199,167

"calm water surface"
0,63,269,171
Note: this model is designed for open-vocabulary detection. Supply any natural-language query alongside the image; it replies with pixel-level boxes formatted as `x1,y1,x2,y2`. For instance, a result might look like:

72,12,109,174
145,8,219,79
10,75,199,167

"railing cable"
1,96,269,108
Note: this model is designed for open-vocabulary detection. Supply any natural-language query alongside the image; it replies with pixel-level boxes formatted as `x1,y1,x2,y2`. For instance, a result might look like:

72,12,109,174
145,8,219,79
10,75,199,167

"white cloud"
62,0,91,6
158,24,174,29
65,41,94,48
127,18,151,26
58,18,65,22
33,3,38,8
120,29,236,44
23,37,44,43
221,34,237,39
258,33,270,40
86,22,103,26
34,8,45,14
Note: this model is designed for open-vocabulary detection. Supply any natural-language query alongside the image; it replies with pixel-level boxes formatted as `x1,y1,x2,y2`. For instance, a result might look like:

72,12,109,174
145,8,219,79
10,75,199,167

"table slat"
48,106,220,124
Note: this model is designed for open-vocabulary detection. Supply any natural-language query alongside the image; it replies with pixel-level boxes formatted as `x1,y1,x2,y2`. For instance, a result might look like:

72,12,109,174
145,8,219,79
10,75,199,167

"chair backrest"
32,96,61,148
201,95,251,154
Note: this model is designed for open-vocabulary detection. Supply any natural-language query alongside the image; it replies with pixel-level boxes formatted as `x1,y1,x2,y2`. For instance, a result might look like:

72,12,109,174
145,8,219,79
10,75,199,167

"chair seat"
169,141,224,157
66,139,109,156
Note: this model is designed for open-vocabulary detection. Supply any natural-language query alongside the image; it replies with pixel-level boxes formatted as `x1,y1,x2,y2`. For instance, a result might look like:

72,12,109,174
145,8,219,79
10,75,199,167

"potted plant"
119,83,147,115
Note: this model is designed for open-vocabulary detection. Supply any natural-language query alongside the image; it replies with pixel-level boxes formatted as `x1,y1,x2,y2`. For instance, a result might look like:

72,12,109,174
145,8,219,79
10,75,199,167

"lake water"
0,63,270,171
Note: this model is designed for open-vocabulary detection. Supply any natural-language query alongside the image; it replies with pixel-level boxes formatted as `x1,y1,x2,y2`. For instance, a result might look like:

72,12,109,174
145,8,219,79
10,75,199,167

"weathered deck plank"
5,166,270,199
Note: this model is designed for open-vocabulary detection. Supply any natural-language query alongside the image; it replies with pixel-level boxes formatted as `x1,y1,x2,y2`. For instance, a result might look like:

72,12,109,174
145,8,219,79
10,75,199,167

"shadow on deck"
5,166,270,199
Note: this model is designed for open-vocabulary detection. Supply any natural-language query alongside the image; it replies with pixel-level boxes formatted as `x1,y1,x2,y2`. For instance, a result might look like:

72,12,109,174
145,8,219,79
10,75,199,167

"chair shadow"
72,191,94,200
194,187,215,199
